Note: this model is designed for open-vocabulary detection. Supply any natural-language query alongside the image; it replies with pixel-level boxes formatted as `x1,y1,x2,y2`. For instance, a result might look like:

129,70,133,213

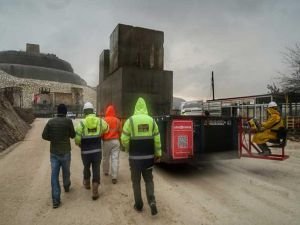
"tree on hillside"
279,43,300,92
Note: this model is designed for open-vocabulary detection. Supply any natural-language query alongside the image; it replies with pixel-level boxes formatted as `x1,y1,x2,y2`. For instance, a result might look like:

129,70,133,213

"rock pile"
0,94,33,152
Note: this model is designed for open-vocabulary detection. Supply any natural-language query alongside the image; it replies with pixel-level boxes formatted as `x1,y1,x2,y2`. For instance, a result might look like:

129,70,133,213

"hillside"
0,95,32,152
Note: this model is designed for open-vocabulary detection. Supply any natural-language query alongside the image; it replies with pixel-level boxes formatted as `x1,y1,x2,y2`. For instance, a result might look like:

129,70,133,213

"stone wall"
0,70,96,109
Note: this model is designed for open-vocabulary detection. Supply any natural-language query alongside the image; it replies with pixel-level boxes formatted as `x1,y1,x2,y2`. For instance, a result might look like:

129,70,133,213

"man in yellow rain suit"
253,101,284,156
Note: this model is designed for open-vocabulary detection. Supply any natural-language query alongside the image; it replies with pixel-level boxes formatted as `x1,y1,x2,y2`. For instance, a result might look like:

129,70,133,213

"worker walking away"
42,104,75,208
121,97,161,216
252,101,284,156
102,105,121,184
75,102,109,200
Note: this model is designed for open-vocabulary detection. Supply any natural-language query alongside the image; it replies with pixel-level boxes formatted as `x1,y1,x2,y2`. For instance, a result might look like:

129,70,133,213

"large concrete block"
98,67,172,118
99,49,110,83
98,70,122,116
109,24,164,73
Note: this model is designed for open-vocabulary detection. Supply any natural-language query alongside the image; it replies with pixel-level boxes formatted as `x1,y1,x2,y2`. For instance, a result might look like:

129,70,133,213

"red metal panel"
171,120,193,159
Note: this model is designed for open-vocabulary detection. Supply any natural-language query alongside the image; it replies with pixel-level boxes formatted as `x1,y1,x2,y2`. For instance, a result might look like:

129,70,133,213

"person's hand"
154,156,161,163
120,145,126,152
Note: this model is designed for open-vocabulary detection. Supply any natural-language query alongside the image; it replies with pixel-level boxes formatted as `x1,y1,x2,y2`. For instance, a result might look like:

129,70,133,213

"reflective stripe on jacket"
121,97,162,157
75,114,109,154
127,118,155,170
128,118,155,159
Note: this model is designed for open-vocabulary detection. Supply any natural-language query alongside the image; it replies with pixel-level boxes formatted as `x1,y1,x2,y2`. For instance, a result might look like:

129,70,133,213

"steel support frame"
239,123,289,161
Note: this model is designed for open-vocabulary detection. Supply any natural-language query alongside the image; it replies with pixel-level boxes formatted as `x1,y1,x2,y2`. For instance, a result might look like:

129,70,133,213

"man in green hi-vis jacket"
121,97,161,216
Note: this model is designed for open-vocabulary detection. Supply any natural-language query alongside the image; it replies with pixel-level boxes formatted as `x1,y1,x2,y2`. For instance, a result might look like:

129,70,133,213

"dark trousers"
257,143,271,152
130,163,156,208
81,152,101,184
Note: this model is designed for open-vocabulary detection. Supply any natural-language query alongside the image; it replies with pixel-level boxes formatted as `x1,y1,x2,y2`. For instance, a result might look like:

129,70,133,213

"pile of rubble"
0,95,33,152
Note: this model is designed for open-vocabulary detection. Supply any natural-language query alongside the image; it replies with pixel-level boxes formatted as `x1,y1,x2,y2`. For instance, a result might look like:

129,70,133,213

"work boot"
257,144,272,156
150,202,158,216
112,179,117,184
64,181,71,192
134,204,143,212
83,179,90,189
92,182,99,200
53,200,61,209
64,185,70,193
261,149,272,156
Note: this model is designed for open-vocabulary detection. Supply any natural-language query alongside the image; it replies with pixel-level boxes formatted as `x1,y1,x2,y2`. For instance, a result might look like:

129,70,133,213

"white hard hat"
268,101,277,108
83,102,94,110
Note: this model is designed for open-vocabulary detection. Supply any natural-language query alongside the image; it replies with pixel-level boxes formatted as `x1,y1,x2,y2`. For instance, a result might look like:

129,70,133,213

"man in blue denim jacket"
42,104,76,208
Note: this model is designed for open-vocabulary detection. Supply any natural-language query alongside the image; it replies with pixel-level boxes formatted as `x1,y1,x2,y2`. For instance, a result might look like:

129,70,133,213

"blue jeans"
50,153,71,203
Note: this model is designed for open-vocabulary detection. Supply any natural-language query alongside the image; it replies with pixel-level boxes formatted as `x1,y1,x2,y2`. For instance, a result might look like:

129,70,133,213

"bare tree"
280,43,300,92
267,82,280,94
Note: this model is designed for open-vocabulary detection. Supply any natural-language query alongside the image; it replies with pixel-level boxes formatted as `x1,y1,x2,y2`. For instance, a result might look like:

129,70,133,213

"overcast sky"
1,0,299,100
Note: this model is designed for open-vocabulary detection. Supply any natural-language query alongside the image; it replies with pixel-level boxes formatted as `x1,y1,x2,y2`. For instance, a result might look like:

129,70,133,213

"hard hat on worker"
83,102,94,111
268,101,278,108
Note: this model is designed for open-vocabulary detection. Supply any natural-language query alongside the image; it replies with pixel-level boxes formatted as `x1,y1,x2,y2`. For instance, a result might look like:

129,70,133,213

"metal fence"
32,104,83,117
221,103,300,130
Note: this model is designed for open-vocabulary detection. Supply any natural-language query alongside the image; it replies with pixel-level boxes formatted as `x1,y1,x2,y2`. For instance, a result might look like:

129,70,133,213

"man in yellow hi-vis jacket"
121,97,161,216
75,102,109,200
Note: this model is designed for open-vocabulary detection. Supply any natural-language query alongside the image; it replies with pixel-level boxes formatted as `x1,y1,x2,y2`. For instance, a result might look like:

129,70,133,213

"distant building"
0,44,96,116
0,43,86,85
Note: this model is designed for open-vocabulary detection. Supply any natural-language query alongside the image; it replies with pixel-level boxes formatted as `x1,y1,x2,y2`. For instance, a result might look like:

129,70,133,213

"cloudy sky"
1,0,299,100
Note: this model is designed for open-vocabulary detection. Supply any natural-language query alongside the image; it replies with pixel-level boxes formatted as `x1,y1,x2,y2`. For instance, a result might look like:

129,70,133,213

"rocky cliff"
0,94,32,152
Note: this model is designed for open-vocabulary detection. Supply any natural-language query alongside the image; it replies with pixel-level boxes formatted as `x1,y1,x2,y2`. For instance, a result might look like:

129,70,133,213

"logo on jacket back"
88,128,97,133
138,124,149,132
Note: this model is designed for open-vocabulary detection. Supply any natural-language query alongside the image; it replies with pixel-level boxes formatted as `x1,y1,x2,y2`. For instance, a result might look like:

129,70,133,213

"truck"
181,100,204,116
181,100,222,117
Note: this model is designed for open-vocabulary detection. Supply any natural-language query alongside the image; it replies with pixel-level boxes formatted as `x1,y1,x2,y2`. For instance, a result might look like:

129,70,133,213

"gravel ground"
0,118,299,225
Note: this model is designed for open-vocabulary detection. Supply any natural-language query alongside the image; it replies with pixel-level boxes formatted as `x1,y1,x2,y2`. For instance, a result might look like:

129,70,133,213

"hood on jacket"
267,107,280,116
105,105,116,117
85,114,99,129
134,97,148,115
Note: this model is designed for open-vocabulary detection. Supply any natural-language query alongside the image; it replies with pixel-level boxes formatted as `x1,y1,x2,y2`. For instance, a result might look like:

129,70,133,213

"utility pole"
211,71,215,100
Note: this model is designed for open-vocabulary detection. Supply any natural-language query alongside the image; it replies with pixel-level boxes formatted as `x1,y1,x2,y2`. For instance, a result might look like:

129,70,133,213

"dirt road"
0,118,299,225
